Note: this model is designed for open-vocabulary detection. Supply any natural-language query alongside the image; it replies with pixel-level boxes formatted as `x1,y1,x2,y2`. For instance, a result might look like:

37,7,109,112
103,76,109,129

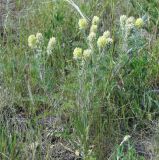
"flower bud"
107,38,113,44
120,15,127,29
135,18,144,28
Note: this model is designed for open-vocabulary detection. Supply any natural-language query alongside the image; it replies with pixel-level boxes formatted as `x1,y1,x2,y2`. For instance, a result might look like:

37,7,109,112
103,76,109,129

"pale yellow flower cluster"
97,36,107,48
120,15,144,30
47,37,56,55
90,16,99,33
28,35,37,49
28,32,44,49
83,49,92,60
88,31,96,42
89,16,113,49
125,16,135,30
73,16,114,60
36,32,43,44
78,18,88,30
120,15,127,29
97,30,113,49
90,24,98,33
87,16,100,43
92,16,100,25
73,47,83,59
73,47,92,60
28,32,56,56
135,18,144,28
103,31,110,38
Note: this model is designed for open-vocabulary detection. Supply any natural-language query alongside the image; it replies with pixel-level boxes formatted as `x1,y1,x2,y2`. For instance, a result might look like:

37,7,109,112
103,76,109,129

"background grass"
0,0,159,159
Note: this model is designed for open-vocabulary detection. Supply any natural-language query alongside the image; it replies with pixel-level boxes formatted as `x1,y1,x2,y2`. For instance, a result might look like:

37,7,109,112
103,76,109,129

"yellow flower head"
88,32,96,42
78,18,88,30
28,35,37,49
90,25,98,33
83,49,92,59
97,36,107,48
135,18,144,28
73,47,83,59
92,16,100,25
103,30,110,38
47,37,56,55
36,32,43,44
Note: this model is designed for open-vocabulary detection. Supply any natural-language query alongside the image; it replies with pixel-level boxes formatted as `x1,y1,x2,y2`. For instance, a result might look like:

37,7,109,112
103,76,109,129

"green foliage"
0,126,18,160
0,0,159,159
114,143,145,160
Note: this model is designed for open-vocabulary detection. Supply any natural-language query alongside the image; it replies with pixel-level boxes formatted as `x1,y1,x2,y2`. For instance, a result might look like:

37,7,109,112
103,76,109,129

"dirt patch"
133,121,159,160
